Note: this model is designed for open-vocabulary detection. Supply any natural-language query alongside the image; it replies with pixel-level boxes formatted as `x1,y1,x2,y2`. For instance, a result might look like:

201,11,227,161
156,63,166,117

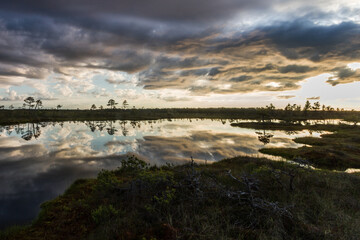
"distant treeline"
0,108,359,125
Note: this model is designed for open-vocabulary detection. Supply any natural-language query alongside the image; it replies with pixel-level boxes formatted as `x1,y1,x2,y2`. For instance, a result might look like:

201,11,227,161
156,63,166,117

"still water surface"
0,119,326,228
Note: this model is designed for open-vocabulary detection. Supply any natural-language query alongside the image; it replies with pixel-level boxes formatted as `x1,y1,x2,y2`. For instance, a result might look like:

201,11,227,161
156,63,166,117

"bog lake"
0,118,341,228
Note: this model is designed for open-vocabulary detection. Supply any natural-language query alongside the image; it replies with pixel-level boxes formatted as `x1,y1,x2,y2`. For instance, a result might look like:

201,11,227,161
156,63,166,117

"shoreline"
0,108,359,126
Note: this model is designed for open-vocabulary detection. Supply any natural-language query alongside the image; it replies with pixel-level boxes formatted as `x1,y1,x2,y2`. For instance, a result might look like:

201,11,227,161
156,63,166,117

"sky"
0,0,360,109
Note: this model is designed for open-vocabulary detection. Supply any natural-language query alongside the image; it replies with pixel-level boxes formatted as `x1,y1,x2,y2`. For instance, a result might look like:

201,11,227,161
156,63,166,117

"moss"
293,137,328,146
3,156,360,240
258,126,360,170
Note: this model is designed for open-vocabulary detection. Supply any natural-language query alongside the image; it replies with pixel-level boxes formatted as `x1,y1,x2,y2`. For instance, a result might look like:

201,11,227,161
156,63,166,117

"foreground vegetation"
2,156,360,240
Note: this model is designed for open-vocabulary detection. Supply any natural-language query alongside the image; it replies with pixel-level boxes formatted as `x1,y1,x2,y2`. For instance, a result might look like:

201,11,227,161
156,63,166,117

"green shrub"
91,205,119,225
95,170,122,194
119,155,149,172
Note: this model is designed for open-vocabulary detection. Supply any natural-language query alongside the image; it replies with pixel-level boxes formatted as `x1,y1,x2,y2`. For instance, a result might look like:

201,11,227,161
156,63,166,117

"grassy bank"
230,121,357,131
254,124,360,170
1,108,359,125
2,156,360,240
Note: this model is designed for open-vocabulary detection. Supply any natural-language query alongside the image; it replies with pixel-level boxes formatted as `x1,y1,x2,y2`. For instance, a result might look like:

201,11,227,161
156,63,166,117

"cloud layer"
0,0,359,106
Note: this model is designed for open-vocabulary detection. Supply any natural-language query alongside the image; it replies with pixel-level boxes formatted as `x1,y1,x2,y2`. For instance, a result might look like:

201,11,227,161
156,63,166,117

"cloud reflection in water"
0,119,322,228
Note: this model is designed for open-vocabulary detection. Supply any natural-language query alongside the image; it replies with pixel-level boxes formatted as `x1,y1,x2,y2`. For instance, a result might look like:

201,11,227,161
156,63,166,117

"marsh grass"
3,156,360,240
259,125,360,170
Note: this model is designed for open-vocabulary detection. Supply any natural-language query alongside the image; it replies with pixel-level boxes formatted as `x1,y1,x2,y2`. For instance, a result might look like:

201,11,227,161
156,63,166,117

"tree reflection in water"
82,120,140,136
106,121,117,135
85,121,97,132
0,123,46,141
1,120,146,140
255,130,274,145
20,123,42,141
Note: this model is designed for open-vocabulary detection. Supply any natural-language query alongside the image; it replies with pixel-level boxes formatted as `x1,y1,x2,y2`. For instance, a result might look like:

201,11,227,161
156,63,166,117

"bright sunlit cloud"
347,62,360,71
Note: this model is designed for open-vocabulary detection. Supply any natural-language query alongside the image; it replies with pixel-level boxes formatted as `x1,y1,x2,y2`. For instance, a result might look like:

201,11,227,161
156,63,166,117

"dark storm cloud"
87,50,154,73
0,50,47,68
0,0,283,22
0,1,360,95
0,68,47,79
264,21,360,61
326,66,360,86
265,21,358,48
230,75,253,82
278,65,317,73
